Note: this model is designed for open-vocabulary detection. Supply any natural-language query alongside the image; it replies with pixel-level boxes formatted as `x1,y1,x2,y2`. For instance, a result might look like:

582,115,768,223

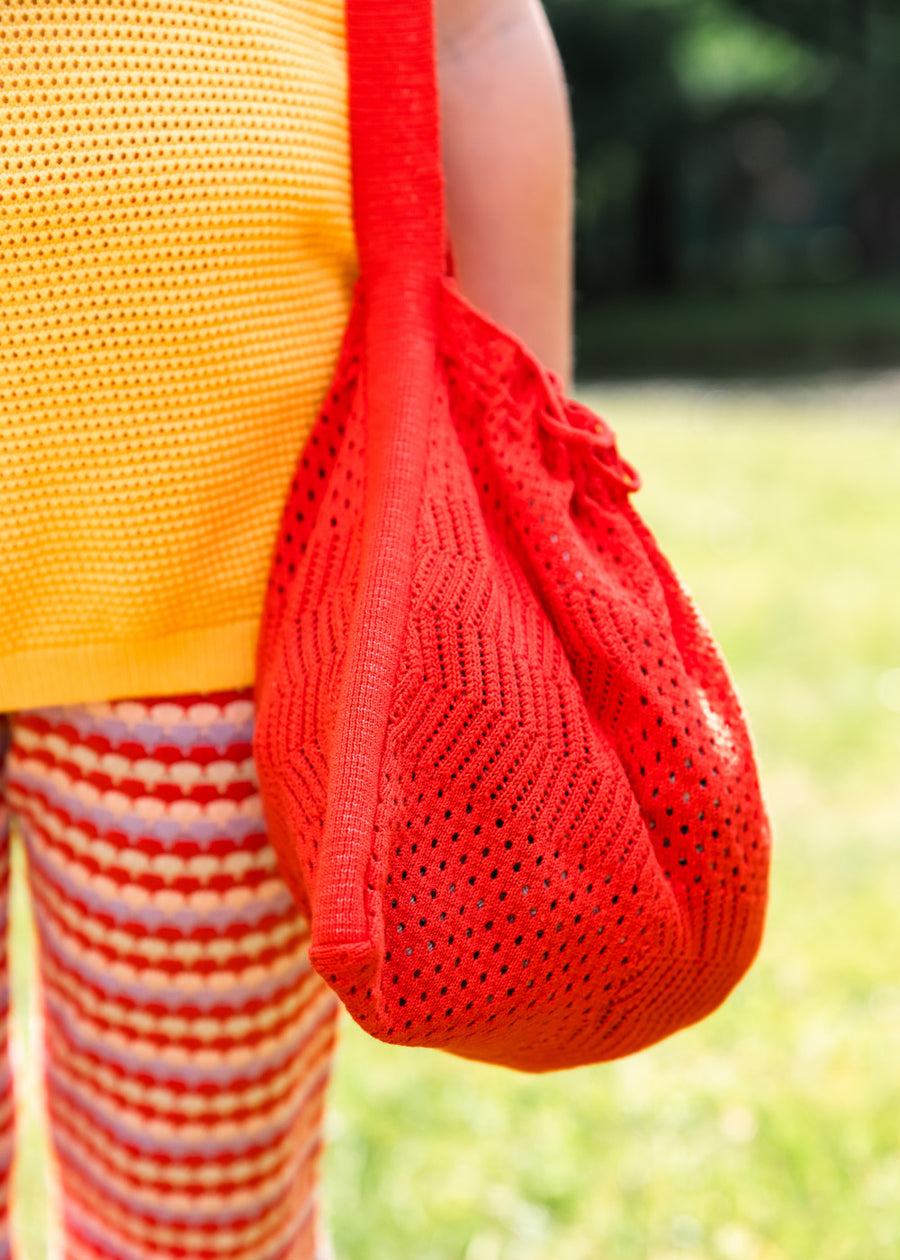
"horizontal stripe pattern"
3,690,337,1260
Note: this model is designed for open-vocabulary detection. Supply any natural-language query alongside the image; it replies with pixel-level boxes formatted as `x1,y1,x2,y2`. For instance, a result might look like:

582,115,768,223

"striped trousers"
0,690,340,1260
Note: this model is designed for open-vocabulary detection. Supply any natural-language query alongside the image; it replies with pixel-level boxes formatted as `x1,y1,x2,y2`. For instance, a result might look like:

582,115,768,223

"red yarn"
253,0,770,1071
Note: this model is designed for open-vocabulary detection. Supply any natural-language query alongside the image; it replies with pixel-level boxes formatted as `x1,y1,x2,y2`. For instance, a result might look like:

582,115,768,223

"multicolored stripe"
1,691,339,1260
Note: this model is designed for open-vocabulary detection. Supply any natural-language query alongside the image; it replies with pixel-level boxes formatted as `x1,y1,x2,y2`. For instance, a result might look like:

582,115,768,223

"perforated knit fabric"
251,0,770,1072
0,1,356,711
254,280,772,1072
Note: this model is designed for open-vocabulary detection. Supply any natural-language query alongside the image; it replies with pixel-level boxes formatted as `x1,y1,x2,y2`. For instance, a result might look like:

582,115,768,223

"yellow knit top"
0,1,356,711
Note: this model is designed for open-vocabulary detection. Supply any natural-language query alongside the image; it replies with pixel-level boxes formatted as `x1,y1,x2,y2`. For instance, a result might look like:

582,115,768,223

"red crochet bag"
254,0,771,1071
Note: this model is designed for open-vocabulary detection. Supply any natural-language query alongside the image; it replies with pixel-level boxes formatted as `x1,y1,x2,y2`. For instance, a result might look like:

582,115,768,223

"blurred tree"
732,0,900,274
544,0,691,296
545,0,900,307
730,0,871,56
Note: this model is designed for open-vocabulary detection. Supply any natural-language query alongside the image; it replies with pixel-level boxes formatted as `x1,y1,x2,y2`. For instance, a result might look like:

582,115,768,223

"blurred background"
9,3,900,1260
548,0,900,376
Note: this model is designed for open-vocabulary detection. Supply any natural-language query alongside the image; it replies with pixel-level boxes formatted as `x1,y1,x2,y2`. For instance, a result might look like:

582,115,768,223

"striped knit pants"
0,690,340,1260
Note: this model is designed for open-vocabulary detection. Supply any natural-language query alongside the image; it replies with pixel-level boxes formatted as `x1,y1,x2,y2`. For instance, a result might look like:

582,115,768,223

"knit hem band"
0,619,260,711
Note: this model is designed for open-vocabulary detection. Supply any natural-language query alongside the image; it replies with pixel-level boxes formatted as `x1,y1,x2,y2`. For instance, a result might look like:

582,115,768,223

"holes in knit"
256,279,770,1070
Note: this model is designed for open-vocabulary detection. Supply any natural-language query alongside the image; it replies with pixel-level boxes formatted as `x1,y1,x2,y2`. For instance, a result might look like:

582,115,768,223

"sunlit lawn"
9,376,900,1260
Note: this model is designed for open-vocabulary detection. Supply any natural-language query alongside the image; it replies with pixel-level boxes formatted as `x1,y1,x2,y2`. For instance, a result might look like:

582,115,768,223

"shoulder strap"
347,0,446,287
308,1,446,956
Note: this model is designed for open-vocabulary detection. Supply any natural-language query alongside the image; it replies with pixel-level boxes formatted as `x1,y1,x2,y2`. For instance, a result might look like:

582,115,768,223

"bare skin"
435,0,574,387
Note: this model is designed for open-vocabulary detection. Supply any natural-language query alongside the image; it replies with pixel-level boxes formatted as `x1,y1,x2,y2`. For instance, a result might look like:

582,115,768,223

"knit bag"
253,0,771,1071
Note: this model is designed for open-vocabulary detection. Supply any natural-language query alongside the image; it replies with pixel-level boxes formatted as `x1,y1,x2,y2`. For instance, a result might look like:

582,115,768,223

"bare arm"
435,0,574,387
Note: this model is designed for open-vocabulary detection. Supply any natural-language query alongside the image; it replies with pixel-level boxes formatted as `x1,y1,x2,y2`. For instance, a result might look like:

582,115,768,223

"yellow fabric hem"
0,621,260,712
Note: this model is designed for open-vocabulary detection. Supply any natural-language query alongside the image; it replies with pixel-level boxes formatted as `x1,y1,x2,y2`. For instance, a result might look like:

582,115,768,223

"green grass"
8,378,900,1260
322,378,900,1260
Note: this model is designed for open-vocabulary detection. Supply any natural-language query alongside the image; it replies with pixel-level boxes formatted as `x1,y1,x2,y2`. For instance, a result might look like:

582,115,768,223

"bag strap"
347,0,446,288
309,1,445,956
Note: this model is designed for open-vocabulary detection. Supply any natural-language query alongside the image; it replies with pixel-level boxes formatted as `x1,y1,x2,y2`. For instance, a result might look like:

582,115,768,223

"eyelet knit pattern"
0,1,356,709
254,281,772,1072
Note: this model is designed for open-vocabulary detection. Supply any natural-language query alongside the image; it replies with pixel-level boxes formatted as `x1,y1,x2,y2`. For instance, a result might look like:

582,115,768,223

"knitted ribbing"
0,1,356,710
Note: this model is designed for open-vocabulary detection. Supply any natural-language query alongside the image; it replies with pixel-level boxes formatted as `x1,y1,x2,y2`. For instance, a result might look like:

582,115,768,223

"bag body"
253,0,770,1071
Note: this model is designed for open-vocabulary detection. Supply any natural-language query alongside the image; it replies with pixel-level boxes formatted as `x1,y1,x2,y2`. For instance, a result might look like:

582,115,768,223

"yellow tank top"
0,1,356,710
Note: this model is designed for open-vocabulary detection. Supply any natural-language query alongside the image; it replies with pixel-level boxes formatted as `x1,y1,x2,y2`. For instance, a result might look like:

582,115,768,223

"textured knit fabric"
256,279,771,1072
252,0,770,1072
0,690,340,1260
0,2,356,711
